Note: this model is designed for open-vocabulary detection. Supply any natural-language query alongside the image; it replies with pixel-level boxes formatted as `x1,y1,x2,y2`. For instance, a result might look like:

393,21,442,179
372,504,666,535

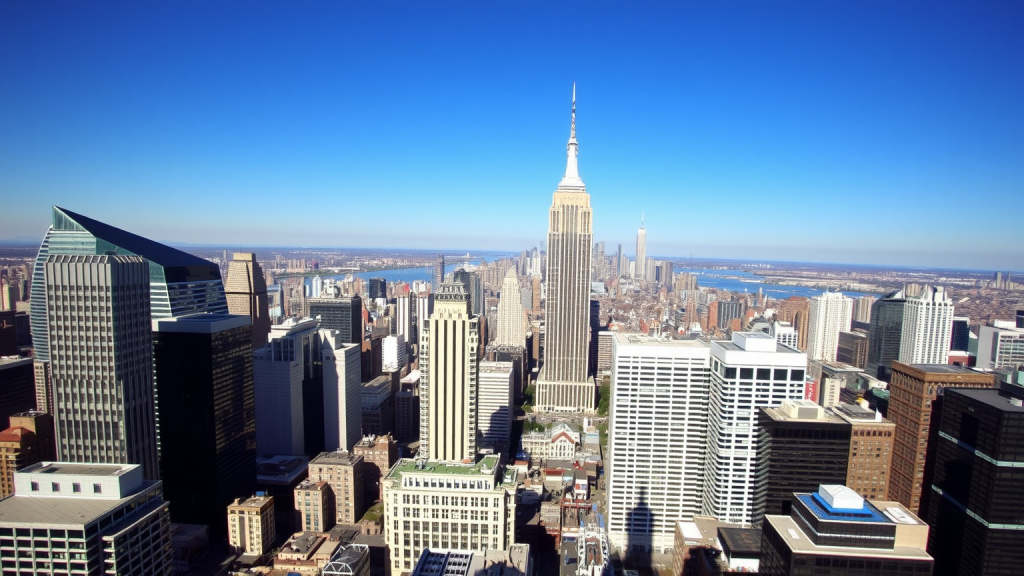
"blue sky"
1,1,1021,269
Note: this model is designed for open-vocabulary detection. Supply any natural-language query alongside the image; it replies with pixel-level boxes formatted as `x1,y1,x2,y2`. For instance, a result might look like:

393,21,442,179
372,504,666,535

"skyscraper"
45,254,159,479
432,254,445,291
320,330,362,452
898,285,954,365
635,214,646,280
806,291,853,362
368,277,386,300
887,362,994,515
606,335,711,553
477,361,513,453
253,318,320,456
925,382,1024,576
30,206,228,364
152,313,256,538
537,85,594,413
702,332,808,524
495,268,526,347
225,252,272,350
419,281,479,462
866,289,907,380
309,295,363,344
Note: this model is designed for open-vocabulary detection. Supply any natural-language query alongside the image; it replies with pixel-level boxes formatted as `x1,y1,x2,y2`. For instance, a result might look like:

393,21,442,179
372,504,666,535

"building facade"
607,335,711,553
0,411,55,498
224,252,272,349
353,434,398,501
866,290,907,381
494,268,526,348
0,462,172,575
887,362,994,514
228,494,276,559
45,254,160,479
634,216,646,280
294,479,334,533
477,361,513,454
537,87,595,413
382,456,517,574
806,292,853,362
703,332,808,524
309,450,365,525
833,402,895,502
419,282,479,462
976,322,1024,370
253,318,320,456
321,330,362,452
898,286,954,365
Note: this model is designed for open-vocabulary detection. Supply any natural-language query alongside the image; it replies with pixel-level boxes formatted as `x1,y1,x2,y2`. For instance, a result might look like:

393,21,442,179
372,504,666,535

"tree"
597,381,610,416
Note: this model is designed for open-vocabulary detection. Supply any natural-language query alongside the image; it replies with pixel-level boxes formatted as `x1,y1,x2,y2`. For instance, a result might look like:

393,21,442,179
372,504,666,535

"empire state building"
536,85,595,413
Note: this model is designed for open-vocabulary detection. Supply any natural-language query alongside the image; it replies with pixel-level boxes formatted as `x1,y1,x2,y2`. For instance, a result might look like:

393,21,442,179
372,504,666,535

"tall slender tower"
806,292,854,361
537,84,595,413
635,213,646,280
45,254,159,479
419,281,479,461
495,268,526,347
224,252,272,350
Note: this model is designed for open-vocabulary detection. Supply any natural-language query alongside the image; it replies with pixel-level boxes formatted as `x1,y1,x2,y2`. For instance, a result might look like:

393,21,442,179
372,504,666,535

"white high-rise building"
414,293,433,346
770,320,798,349
419,282,479,462
312,275,323,298
44,254,160,479
806,292,853,361
395,294,413,343
477,361,513,453
702,332,808,524
606,335,711,553
635,214,646,280
977,321,1024,369
321,329,362,452
254,317,319,455
495,268,526,347
898,285,954,365
382,334,408,371
537,85,594,413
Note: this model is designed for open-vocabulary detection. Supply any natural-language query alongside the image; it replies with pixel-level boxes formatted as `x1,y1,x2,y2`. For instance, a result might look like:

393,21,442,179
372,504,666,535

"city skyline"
2,2,1022,270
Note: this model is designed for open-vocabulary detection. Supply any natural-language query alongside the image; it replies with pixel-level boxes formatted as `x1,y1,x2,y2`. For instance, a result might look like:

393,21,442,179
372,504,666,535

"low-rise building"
309,450,365,524
273,531,343,574
228,493,276,562
353,434,398,501
0,411,55,498
519,423,579,464
382,455,518,574
295,479,333,533
0,462,171,575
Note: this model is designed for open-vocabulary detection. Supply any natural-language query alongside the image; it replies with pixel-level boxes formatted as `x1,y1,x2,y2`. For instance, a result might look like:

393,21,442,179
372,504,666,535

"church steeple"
559,83,585,189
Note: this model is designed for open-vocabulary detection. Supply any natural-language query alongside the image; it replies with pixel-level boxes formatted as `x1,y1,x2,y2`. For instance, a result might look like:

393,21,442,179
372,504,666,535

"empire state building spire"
559,83,584,189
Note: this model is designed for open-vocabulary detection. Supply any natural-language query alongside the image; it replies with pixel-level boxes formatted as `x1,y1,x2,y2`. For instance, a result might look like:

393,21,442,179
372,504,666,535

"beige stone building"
353,434,397,500
294,479,333,533
224,252,271,349
309,450,365,524
228,494,276,560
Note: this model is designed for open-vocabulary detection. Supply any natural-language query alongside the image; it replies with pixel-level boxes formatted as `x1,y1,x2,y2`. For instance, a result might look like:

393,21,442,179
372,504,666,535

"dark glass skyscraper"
950,317,970,352
368,277,386,300
309,295,363,344
925,382,1024,576
866,290,907,380
152,313,256,540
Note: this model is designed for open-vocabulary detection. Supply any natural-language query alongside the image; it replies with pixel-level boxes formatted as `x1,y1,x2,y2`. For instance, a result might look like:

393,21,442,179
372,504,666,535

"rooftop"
796,492,887,524
388,455,502,480
0,479,160,527
719,527,762,557
948,386,1024,413
766,515,932,561
22,462,135,477
311,451,362,467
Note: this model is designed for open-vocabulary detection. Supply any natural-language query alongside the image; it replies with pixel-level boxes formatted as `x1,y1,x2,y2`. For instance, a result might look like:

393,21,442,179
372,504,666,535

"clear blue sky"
1,1,1021,270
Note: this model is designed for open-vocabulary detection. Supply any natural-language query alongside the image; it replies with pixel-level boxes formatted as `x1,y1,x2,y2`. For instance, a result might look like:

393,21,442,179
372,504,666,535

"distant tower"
225,252,272,350
866,290,907,380
312,275,323,298
635,213,646,280
898,285,954,365
495,268,526,347
806,292,853,362
432,254,445,291
537,84,595,413
419,281,479,462
45,254,159,479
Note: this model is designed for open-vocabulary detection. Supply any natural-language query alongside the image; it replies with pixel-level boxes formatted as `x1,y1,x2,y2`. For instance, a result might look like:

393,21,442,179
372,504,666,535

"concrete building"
45,254,159,479
887,362,994,514
837,330,869,369
924,382,1024,576
852,295,876,325
495,268,526,348
518,422,579,464
294,479,334,532
759,486,932,575
409,545,531,576
382,335,408,372
419,281,479,462
224,252,272,349
396,294,414,344
0,411,55,498
607,335,711,554
833,402,895,502
254,318,320,456
770,320,798,349
228,493,276,561
751,400,851,527
152,313,255,537
477,361,513,454
0,462,171,575
322,330,363,452
309,450,365,524
976,321,1024,370
703,332,808,525
806,292,853,362
898,286,954,365
361,375,394,437
775,297,810,352
382,455,517,574
537,86,595,414
353,434,398,501
310,295,363,345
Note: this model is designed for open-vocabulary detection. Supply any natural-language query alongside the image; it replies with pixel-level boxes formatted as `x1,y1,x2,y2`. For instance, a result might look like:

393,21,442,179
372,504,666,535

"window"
30,482,38,492
93,484,102,494
72,483,81,493
51,483,60,492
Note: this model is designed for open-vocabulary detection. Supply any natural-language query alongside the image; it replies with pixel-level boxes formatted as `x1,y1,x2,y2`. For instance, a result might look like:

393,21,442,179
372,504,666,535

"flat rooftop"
0,480,158,527
797,493,888,524
23,462,135,477
766,515,931,561
948,387,1024,413
311,451,361,466
719,527,762,556
388,455,502,479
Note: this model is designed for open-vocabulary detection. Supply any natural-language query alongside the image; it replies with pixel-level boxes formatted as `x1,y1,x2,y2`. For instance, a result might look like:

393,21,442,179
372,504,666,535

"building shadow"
625,486,655,570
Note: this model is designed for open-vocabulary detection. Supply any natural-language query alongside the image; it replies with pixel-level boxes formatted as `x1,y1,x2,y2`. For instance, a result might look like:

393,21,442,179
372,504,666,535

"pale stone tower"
537,85,595,413
635,213,646,280
495,268,526,347
224,252,271,349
